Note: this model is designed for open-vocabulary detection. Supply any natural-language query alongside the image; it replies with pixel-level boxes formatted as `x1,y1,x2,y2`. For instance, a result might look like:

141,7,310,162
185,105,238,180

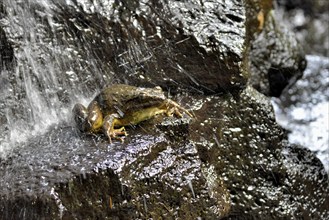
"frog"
72,84,193,143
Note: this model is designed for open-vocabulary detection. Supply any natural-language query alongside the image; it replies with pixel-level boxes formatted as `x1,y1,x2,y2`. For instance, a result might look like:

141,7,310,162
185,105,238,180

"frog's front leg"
103,113,127,143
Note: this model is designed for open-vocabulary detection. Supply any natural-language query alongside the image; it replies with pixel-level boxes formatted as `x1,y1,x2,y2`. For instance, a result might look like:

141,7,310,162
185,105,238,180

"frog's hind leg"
103,113,127,143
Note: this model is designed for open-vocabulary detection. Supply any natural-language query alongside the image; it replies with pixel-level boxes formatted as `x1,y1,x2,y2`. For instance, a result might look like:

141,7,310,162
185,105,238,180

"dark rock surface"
0,27,14,71
0,0,328,219
0,112,227,219
52,0,248,94
0,2,14,71
1,87,328,219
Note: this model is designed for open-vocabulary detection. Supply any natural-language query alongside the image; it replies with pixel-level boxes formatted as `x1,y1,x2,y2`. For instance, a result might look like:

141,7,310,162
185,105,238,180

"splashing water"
0,0,107,157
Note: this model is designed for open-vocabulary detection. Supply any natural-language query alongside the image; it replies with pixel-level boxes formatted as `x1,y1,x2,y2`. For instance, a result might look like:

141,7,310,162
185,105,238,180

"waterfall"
0,0,108,157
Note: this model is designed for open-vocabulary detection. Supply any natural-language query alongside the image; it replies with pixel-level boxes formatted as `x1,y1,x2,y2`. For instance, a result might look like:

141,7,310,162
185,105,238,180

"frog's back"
92,84,134,112
98,84,139,102
92,84,166,115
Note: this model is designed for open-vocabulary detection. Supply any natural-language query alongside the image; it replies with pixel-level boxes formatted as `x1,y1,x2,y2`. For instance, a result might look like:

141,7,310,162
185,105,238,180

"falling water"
0,0,109,157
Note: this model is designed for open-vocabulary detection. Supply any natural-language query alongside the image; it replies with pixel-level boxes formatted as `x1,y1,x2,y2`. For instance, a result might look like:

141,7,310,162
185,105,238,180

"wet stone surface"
0,0,328,219
51,0,248,95
1,87,328,219
0,116,227,219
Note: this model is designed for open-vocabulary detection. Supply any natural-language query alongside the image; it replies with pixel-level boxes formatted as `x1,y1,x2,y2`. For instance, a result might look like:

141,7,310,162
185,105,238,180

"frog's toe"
109,127,127,143
113,127,127,137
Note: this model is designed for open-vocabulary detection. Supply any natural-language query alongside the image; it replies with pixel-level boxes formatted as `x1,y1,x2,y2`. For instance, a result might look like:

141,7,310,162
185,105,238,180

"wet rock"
0,119,229,219
1,87,328,219
0,0,327,219
281,143,329,220
0,26,14,71
0,3,14,70
52,0,248,94
190,86,328,219
247,1,306,97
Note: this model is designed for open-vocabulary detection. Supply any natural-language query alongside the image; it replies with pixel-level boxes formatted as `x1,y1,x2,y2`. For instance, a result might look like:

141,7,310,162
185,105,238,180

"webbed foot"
103,113,128,143
109,126,127,143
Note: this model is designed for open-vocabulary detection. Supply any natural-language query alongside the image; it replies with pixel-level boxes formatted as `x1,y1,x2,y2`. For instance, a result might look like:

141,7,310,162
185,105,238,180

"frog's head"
72,103,90,132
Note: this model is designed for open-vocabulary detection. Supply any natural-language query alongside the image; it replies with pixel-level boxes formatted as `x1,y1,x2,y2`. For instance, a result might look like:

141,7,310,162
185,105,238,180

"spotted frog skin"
72,84,193,142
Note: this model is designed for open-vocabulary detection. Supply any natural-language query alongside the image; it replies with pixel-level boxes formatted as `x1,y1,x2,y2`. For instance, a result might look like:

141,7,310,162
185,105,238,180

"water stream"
0,0,107,157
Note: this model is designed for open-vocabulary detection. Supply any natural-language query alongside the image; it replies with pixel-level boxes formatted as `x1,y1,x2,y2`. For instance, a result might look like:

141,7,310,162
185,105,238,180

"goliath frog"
73,84,193,142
